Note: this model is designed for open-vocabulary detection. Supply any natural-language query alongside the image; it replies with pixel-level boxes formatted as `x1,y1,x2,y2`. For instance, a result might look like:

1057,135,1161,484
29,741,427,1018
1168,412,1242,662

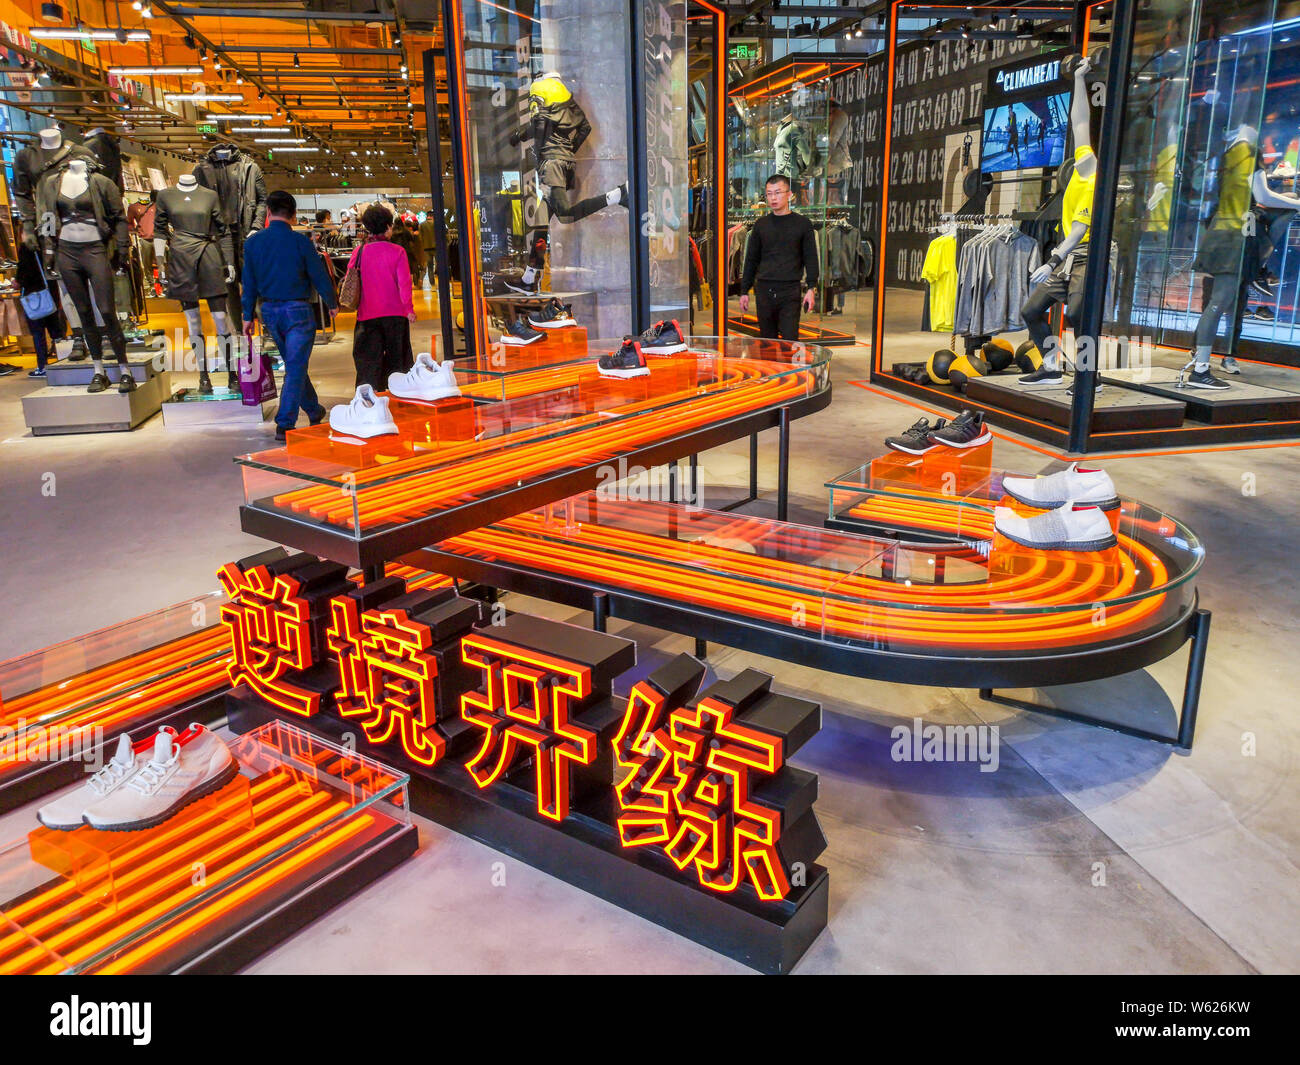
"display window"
868,0,1300,451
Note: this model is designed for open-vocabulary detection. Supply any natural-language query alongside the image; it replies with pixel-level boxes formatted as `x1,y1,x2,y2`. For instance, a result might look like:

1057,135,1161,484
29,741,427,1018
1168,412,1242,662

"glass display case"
236,336,832,566
725,55,869,345
0,720,411,974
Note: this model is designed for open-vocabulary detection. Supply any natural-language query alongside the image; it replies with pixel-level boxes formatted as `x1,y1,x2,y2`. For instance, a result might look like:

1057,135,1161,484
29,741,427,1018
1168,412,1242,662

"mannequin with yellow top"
1018,55,1097,388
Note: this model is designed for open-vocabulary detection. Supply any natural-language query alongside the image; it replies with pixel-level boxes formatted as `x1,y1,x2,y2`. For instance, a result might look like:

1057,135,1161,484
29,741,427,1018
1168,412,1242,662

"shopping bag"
239,342,278,406
337,241,364,311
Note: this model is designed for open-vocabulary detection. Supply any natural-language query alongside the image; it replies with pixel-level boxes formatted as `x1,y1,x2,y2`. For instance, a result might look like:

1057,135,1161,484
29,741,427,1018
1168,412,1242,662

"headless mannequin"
54,159,131,393
31,128,95,356
155,174,236,394
1189,124,1300,382
1020,58,1097,378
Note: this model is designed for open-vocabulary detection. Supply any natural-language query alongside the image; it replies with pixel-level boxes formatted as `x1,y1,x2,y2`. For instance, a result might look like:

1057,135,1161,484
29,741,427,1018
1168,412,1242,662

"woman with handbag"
17,240,65,379
341,204,415,390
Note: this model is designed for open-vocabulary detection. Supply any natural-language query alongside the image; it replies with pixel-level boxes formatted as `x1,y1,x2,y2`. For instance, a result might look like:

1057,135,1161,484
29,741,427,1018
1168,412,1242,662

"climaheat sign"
993,59,1062,96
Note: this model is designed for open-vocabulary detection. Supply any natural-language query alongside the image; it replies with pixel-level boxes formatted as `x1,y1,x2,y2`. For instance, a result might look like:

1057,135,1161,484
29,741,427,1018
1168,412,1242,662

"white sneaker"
388,353,459,401
37,728,177,831
82,724,238,832
994,501,1117,551
1001,462,1119,511
329,384,399,438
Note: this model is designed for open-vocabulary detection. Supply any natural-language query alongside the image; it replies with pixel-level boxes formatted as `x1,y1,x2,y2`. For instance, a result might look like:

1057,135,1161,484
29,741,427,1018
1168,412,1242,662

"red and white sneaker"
37,727,178,831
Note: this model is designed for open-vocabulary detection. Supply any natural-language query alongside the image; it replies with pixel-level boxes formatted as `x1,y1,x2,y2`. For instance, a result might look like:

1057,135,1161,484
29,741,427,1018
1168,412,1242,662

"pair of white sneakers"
38,724,238,833
327,355,459,439
993,463,1120,551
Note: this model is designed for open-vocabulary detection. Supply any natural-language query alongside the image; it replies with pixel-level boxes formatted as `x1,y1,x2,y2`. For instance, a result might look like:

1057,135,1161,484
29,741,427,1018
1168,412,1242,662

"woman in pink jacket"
349,204,415,389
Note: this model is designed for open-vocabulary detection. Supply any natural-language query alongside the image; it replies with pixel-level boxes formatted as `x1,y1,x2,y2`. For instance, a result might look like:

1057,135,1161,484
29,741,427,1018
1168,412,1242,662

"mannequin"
508,73,628,229
154,173,235,395
82,126,123,189
14,127,100,360
192,142,268,339
1018,56,1098,388
1186,124,1300,388
35,156,131,393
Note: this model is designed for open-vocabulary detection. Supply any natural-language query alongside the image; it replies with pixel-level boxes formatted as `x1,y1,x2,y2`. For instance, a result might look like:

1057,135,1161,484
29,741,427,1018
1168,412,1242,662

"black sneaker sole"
996,525,1118,552
82,757,241,833
1018,376,1064,389
1003,486,1121,512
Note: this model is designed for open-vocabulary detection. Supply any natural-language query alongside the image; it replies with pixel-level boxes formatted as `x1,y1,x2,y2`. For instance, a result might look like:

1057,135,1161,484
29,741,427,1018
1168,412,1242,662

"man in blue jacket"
242,189,337,440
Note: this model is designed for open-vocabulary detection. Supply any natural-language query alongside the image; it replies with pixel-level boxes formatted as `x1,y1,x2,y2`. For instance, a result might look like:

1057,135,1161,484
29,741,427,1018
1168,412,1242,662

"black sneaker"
1249,305,1275,322
527,298,576,330
274,426,288,442
499,315,545,346
66,337,89,362
87,372,110,393
27,368,46,379
885,417,947,455
117,367,137,393
927,409,991,448
1019,367,1064,388
1066,381,1103,396
1249,278,1275,299
638,319,687,354
502,268,539,294
0,364,16,377
198,370,214,395
1182,367,1230,390
598,339,650,379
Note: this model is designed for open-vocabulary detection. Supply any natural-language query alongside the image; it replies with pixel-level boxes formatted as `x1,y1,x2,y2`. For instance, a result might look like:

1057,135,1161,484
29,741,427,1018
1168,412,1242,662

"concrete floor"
0,286,1296,974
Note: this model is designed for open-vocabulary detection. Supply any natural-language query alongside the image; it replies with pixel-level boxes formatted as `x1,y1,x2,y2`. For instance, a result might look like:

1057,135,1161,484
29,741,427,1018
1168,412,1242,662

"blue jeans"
260,300,324,431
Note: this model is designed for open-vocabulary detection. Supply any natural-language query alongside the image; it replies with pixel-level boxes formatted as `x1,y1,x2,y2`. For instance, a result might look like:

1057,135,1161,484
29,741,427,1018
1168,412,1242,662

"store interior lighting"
110,65,203,76
29,27,151,40
165,93,242,103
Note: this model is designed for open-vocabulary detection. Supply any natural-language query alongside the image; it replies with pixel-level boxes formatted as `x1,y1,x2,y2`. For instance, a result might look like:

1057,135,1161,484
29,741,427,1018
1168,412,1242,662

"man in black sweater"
738,174,820,340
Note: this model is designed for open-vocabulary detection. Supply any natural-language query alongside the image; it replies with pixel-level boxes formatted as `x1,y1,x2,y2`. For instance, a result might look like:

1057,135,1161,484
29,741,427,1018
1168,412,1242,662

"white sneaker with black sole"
1221,357,1241,375
1001,462,1119,511
81,724,238,832
36,728,177,831
994,501,1118,551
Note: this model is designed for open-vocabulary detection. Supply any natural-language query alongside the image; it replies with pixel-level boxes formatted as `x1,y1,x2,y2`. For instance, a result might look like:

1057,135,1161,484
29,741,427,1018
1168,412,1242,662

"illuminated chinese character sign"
222,549,828,972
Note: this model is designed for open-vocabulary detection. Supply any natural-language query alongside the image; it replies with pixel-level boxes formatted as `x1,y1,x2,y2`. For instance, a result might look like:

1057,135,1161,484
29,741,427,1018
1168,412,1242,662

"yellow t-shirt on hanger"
920,232,957,333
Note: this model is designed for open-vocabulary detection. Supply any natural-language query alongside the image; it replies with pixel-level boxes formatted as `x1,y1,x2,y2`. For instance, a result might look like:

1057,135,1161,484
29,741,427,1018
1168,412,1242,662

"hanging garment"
154,184,228,302
920,232,957,333
773,117,813,181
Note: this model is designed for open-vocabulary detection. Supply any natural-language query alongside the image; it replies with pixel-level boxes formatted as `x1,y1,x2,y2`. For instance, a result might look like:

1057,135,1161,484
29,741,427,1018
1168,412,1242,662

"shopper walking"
737,174,819,341
241,190,337,441
389,216,423,288
419,212,439,286
348,204,415,391
16,240,65,378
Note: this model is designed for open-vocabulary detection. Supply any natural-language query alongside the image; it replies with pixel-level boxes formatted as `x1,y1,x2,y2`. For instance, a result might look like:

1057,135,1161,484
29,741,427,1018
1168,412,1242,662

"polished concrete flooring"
0,286,1296,974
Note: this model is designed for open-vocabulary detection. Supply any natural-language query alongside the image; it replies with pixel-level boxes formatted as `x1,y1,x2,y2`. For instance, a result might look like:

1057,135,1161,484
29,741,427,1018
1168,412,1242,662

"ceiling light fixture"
109,65,203,75
166,93,243,102
30,26,151,40
205,113,274,122
255,138,307,144
229,125,290,133
269,147,318,153
39,2,64,22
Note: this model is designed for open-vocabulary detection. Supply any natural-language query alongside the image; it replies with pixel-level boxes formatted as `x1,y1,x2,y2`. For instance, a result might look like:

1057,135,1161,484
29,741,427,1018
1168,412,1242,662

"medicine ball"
947,354,989,393
455,310,465,331
926,348,957,384
982,338,1015,374
1014,341,1043,373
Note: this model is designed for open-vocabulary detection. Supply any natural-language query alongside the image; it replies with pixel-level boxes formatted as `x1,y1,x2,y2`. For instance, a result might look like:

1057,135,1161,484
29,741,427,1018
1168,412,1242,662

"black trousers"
1021,249,1088,362
55,240,126,364
1195,272,1250,351
754,281,803,341
353,315,414,391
